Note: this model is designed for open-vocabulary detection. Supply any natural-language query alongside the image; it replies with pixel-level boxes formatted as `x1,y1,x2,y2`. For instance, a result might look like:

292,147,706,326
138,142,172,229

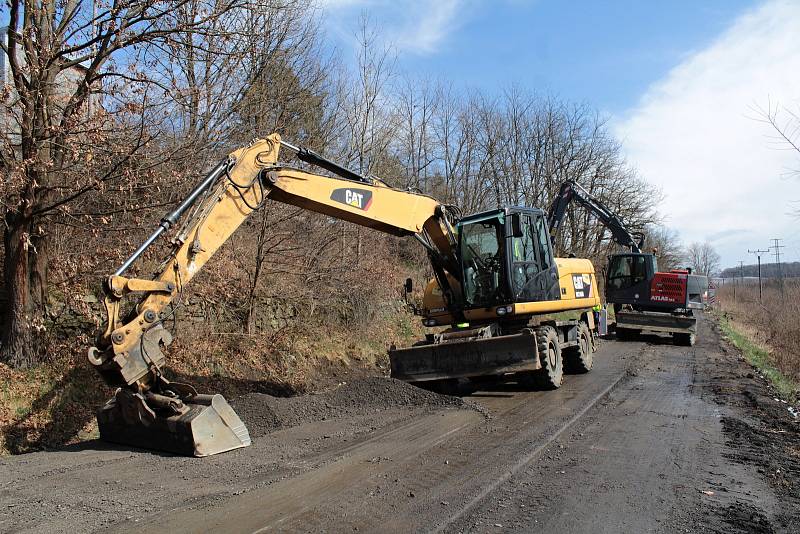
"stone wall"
40,292,299,340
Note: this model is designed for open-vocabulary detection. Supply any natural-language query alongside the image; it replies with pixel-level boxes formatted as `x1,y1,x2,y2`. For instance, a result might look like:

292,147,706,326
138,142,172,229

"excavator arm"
88,134,461,456
547,180,644,253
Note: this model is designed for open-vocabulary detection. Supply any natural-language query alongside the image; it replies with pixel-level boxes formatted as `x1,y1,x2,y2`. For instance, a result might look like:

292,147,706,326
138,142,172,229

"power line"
771,238,784,267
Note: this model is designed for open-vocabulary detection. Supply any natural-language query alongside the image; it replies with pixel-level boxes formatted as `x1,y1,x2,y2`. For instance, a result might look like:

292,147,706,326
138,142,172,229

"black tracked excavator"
547,180,707,346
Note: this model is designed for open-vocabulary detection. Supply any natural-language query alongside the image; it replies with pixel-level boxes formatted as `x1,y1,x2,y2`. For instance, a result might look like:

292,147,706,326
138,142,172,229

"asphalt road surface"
1,314,798,533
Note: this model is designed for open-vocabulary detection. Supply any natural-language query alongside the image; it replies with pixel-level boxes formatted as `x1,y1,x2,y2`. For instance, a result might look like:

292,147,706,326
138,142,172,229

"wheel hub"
547,346,557,368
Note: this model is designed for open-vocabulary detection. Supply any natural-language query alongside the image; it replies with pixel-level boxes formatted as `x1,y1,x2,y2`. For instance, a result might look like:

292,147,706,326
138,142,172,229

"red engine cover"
650,272,687,305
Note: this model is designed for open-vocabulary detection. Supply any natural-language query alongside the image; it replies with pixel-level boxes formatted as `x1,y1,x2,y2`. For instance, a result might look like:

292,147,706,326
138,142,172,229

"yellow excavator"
88,134,602,457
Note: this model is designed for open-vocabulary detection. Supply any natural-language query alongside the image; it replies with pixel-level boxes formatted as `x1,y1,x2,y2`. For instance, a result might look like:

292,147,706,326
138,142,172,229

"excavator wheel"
519,326,563,390
564,321,593,374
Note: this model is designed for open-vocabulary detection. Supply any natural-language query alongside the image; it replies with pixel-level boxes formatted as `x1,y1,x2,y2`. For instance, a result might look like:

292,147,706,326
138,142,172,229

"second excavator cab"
606,253,658,297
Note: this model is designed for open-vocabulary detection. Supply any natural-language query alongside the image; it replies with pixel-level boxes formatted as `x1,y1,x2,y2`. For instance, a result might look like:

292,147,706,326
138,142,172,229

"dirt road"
1,314,798,533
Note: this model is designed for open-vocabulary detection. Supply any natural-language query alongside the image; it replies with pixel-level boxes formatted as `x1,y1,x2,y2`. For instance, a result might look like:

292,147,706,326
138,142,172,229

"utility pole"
748,248,768,302
736,260,744,302
771,238,785,296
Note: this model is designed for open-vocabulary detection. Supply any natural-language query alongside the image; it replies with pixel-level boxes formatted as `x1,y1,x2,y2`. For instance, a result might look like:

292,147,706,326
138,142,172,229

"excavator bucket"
97,389,251,457
389,328,541,382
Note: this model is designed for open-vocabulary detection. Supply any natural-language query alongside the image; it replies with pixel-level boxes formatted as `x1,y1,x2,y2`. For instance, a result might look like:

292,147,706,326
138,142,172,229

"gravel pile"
231,377,464,438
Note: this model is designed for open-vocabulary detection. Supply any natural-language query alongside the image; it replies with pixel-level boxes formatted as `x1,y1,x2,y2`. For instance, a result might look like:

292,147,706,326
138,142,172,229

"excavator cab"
458,208,560,309
606,253,658,297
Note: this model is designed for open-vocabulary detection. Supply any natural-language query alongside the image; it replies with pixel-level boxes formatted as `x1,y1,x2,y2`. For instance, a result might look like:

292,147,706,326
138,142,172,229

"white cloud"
394,0,462,54
614,0,800,268
320,0,466,55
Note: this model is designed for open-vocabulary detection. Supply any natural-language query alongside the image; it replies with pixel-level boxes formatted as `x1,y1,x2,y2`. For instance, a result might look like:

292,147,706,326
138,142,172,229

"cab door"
510,213,561,302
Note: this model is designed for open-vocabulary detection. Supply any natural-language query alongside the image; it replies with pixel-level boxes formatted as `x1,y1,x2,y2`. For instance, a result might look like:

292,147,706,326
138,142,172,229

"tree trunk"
246,208,270,334
1,212,46,368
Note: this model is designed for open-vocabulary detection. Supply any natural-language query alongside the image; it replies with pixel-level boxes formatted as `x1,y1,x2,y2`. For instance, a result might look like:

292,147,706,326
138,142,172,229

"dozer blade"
616,310,697,334
389,331,540,382
97,389,251,457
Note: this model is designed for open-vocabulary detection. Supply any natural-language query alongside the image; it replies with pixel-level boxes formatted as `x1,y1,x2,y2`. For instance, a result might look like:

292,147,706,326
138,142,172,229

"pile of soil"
230,377,465,438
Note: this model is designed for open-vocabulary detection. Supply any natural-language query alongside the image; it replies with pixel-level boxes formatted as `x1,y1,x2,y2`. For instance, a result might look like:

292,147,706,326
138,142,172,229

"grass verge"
717,312,799,402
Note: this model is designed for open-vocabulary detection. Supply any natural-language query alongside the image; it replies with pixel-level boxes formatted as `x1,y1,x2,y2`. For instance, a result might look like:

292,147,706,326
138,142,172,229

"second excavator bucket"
97,389,251,457
389,327,541,382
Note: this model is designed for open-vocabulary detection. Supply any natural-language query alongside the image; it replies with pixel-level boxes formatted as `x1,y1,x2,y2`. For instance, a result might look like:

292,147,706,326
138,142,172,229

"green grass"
395,311,417,342
718,314,799,402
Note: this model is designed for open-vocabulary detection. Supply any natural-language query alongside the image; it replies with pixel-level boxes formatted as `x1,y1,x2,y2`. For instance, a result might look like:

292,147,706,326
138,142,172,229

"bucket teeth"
97,389,251,457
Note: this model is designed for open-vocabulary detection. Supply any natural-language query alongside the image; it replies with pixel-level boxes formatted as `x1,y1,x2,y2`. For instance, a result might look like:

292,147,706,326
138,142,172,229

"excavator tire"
564,321,593,374
519,326,563,390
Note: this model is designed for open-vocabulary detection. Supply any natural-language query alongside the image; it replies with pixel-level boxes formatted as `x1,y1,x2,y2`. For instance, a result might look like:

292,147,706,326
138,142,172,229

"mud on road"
1,314,798,533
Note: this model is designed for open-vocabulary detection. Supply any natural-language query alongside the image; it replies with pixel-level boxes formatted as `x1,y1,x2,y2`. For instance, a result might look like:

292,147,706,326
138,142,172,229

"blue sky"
323,0,757,114
322,0,800,269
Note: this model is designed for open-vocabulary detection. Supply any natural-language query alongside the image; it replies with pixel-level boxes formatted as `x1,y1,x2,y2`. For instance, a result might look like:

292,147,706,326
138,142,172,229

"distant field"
716,279,800,389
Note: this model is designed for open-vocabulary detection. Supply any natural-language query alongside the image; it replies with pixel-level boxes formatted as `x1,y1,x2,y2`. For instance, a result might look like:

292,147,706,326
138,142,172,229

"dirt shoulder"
703,316,800,532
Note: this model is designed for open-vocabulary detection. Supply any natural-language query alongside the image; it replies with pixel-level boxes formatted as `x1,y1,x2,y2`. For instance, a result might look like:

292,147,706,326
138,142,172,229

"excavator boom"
89,134,461,456
547,180,644,253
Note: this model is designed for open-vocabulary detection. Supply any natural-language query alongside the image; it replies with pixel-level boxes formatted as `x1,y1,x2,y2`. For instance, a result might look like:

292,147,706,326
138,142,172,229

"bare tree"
431,88,489,212
0,0,242,367
338,16,396,176
686,241,721,276
644,225,685,271
754,100,800,216
332,16,396,264
756,100,800,171
395,76,439,190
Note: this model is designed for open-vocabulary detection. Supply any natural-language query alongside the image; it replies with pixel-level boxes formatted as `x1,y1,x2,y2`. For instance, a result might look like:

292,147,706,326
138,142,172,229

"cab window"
608,255,647,290
511,215,536,264
511,214,556,299
535,216,553,270
460,217,505,306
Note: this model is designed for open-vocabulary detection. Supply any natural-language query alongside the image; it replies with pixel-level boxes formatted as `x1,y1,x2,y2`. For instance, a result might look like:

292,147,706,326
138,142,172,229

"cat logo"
330,188,373,211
